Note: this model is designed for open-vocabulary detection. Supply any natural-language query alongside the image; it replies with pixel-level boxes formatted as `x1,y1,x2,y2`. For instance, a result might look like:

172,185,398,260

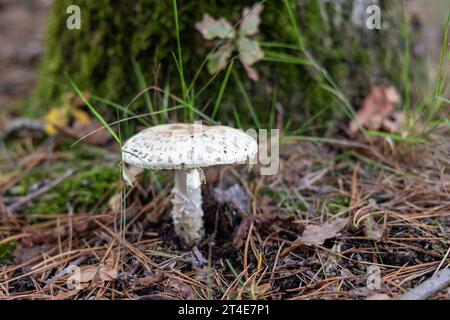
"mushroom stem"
171,169,204,244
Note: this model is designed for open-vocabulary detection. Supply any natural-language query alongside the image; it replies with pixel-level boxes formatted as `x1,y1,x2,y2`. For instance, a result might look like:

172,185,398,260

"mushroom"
121,123,257,244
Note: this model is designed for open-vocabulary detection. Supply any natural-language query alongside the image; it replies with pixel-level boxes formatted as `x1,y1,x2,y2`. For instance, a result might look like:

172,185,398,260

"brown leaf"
69,256,118,284
349,85,401,136
381,111,406,133
167,278,195,299
253,282,270,295
361,216,384,240
138,270,165,286
297,218,349,246
108,192,122,212
56,118,111,146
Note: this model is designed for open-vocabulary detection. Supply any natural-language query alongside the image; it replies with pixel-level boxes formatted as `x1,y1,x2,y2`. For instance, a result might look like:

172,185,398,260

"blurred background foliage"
32,0,418,132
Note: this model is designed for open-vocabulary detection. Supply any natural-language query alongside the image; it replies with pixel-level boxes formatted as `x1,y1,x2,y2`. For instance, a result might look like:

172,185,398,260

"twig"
0,118,46,142
7,170,74,212
398,268,450,300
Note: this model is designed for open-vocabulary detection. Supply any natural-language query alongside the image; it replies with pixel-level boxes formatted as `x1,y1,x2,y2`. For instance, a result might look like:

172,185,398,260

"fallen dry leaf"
138,270,165,286
381,111,406,133
44,107,69,136
349,85,401,137
167,278,195,299
361,216,384,240
252,282,271,295
108,192,122,212
296,218,349,246
57,118,111,146
68,256,118,284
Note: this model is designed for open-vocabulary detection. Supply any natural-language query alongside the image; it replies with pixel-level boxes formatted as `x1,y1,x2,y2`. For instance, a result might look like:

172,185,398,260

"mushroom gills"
171,169,205,244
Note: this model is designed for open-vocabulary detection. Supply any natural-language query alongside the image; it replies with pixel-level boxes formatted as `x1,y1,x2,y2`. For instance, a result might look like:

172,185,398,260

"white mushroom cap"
122,123,257,170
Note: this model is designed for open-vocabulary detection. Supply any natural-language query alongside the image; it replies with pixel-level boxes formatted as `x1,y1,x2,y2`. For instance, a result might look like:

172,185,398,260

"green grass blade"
66,74,121,145
263,50,311,65
131,58,156,124
90,94,150,126
233,71,260,129
212,61,234,119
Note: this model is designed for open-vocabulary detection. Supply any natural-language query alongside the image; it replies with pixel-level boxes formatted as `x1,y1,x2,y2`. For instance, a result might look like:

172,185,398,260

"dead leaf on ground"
349,85,403,137
138,270,165,286
67,256,118,284
166,278,195,299
56,118,111,146
381,111,406,133
295,218,349,246
108,192,122,212
361,216,384,240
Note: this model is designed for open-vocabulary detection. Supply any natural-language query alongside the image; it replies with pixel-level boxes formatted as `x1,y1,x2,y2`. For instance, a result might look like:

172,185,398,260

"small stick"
398,268,450,300
0,118,46,142
7,170,74,212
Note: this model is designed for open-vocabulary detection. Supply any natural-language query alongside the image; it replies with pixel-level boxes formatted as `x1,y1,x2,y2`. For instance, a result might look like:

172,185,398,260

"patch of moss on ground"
22,166,120,215
0,242,15,264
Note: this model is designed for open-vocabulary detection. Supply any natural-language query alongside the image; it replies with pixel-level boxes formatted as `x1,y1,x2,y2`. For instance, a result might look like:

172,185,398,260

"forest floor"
0,126,448,300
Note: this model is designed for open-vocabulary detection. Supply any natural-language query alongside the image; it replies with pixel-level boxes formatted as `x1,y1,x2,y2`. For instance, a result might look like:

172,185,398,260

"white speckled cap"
122,123,257,170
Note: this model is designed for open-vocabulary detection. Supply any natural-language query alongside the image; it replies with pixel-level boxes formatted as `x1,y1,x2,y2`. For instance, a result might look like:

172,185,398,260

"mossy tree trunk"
33,0,410,131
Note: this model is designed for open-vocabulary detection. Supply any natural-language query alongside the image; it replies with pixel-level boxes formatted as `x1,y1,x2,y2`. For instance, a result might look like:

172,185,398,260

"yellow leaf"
44,107,69,135
71,109,92,125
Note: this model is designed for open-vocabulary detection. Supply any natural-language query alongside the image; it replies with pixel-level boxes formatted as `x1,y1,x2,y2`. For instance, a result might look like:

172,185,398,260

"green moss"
21,166,120,215
32,0,410,130
0,242,15,264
